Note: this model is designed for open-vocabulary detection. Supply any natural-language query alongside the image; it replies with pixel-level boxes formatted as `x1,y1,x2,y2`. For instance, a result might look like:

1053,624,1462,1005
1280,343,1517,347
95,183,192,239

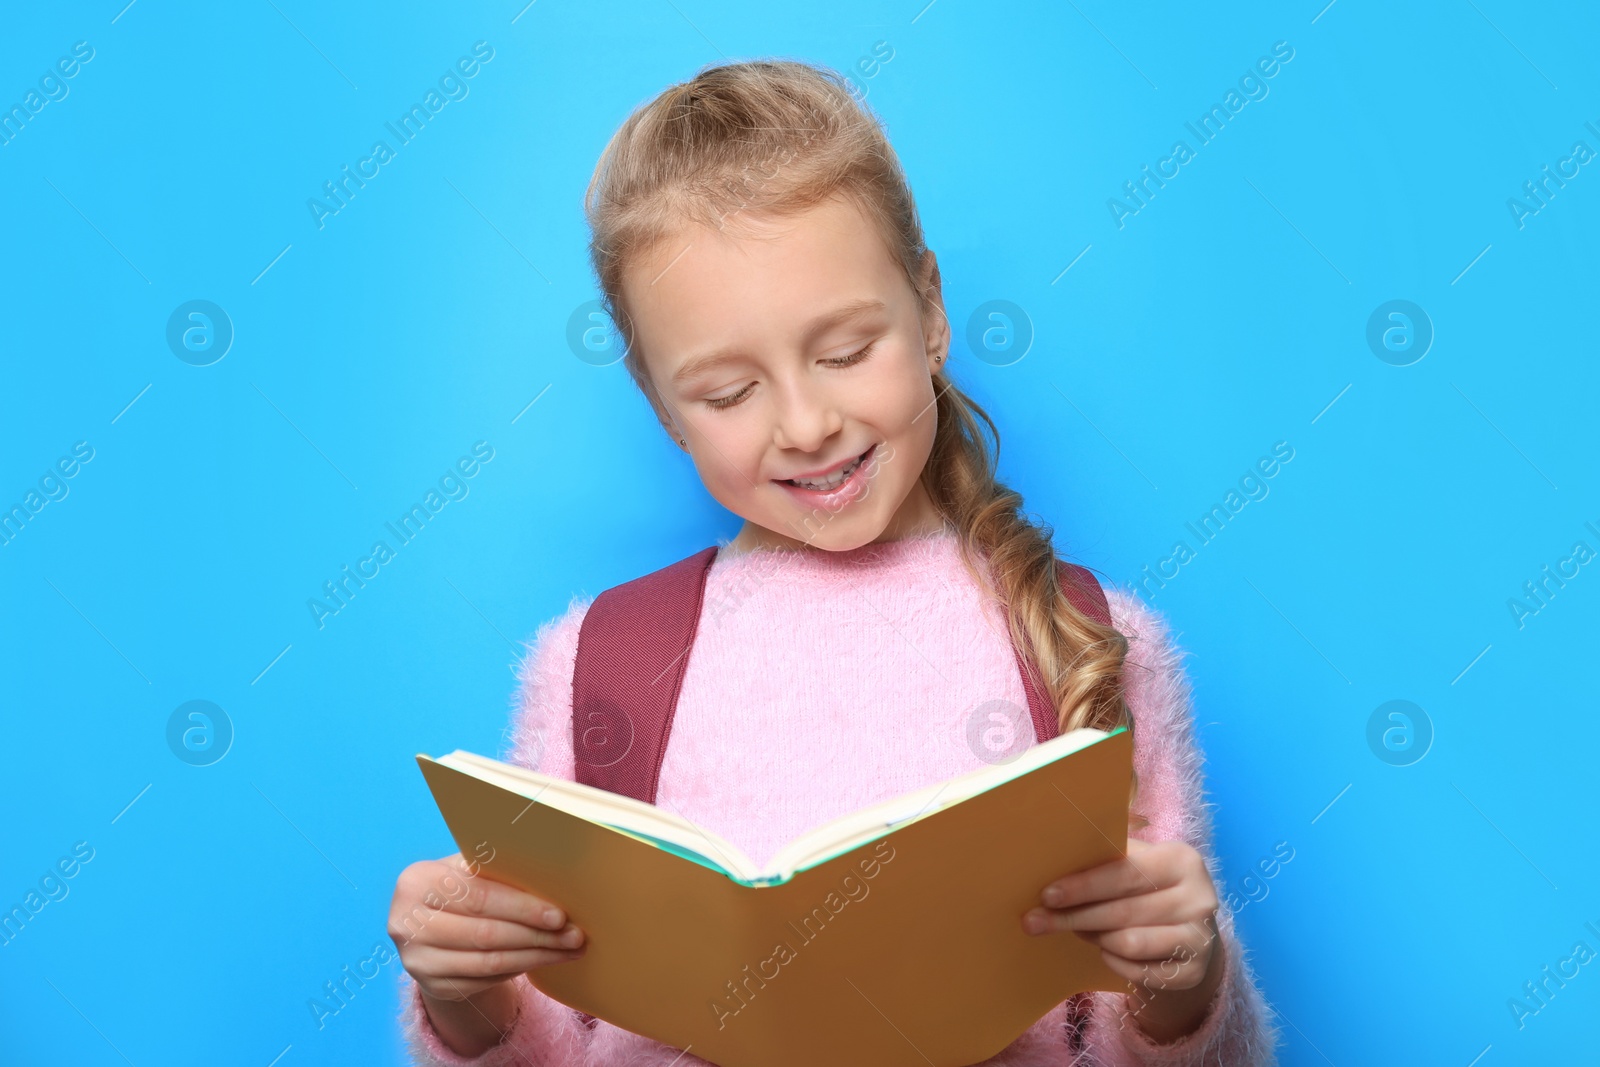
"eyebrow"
670,298,888,386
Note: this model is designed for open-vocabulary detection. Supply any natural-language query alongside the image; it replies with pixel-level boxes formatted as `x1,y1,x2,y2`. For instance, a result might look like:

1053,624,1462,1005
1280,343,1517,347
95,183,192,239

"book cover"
415,725,1134,1067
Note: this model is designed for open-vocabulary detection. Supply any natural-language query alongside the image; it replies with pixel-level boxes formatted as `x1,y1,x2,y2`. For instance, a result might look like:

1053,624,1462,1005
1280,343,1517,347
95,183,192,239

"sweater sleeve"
1073,589,1282,1067
398,595,597,1067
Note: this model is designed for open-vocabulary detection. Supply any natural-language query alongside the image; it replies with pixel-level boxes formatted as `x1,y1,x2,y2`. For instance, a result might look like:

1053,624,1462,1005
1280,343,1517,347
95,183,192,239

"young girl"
390,59,1278,1066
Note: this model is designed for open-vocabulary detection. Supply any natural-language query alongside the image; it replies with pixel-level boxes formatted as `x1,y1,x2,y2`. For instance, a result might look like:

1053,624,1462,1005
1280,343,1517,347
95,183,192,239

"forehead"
622,195,907,377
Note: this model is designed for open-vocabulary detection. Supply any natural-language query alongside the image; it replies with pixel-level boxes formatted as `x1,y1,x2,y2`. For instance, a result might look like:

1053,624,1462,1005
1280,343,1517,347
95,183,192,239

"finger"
425,868,570,931
425,969,556,1004
1040,841,1191,908
1085,922,1217,966
399,909,586,953
404,942,586,983
1097,942,1209,991
1068,889,1216,934
1023,886,1214,935
423,974,512,1004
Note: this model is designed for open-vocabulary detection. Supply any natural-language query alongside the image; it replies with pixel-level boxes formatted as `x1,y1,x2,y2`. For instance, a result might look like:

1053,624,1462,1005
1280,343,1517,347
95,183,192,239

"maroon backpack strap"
570,546,719,805
1061,560,1111,628
572,548,1110,803
1012,561,1112,744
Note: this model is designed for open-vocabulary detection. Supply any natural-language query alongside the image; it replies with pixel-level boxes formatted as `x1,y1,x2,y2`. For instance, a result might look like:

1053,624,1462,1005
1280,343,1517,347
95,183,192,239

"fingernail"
560,927,583,946
543,907,563,927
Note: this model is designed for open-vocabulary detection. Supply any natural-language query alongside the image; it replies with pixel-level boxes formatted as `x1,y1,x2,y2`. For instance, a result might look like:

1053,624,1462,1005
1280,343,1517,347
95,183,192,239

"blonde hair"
583,59,1141,822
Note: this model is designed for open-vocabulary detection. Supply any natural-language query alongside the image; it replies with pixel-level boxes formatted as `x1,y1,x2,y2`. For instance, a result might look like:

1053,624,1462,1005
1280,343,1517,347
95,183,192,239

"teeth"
790,453,863,491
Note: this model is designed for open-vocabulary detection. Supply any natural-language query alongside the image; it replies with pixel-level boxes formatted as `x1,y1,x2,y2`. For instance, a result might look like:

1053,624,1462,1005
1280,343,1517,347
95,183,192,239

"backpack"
570,543,1112,804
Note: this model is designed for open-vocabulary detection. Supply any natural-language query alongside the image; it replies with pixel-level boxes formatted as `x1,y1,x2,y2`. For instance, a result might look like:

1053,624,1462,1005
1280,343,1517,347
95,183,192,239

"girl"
390,59,1279,1066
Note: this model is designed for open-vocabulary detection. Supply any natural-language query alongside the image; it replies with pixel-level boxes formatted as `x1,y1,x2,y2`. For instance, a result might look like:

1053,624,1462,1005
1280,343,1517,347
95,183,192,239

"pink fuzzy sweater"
398,528,1280,1066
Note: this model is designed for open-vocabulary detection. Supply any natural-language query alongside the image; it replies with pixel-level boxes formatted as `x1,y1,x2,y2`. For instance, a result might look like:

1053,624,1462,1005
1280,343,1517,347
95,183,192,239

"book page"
436,725,1118,887
435,752,765,882
762,727,1115,879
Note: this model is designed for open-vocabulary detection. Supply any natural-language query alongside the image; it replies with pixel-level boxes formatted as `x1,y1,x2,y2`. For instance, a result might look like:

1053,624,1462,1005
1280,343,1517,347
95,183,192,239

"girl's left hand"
1022,837,1221,995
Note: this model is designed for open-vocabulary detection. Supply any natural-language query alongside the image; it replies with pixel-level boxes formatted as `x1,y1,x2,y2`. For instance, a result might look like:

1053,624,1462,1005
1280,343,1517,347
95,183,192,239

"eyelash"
703,342,878,411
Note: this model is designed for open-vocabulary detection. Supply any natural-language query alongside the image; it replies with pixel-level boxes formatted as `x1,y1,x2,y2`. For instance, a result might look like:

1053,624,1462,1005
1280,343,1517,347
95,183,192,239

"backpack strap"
571,548,1111,803
1060,560,1112,629
571,546,719,805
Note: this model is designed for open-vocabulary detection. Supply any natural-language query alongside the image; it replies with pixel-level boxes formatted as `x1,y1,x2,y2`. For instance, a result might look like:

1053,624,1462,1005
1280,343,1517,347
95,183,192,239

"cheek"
880,373,938,459
694,423,766,496
859,343,933,424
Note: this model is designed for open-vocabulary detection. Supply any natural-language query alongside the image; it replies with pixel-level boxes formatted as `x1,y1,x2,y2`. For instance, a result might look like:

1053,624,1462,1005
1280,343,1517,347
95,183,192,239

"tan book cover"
415,724,1134,1067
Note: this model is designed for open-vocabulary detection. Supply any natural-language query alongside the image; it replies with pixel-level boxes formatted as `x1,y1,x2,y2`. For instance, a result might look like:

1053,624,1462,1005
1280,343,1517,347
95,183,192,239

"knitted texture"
398,528,1281,1065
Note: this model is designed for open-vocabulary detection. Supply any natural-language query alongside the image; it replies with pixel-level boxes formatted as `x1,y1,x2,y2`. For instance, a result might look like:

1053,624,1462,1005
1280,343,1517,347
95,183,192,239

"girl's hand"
389,853,588,1057
1022,837,1224,1041
388,852,587,1002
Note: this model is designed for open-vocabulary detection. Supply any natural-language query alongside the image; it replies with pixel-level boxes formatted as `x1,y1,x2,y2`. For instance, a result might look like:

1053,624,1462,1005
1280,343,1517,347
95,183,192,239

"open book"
416,724,1135,1067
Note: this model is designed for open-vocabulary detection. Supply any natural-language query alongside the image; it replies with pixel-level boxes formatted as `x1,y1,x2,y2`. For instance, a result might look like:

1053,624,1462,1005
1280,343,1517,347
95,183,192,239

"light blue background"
2,1,1596,1064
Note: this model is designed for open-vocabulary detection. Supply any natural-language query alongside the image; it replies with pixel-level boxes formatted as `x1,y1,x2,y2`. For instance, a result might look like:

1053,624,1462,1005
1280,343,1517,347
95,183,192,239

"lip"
775,444,877,508
780,446,874,483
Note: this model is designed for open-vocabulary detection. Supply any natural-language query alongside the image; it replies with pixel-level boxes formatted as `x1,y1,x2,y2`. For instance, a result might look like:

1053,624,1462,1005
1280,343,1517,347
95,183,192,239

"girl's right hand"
388,851,587,1003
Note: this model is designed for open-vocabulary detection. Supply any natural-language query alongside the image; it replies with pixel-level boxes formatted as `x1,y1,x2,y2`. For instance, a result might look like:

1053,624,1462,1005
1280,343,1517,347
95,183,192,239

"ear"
636,363,691,451
656,407,688,451
652,395,690,451
916,250,951,371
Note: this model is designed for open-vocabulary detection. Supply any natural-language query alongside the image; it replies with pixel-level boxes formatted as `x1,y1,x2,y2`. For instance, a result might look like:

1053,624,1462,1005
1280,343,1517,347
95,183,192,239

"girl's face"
623,194,951,553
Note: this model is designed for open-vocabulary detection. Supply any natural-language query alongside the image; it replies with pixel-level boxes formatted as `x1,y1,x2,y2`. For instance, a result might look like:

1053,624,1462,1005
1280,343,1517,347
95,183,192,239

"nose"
770,373,844,454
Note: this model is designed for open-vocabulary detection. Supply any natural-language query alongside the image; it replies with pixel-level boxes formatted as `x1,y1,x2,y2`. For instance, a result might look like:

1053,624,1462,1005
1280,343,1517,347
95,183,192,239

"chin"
797,530,871,553
783,514,884,552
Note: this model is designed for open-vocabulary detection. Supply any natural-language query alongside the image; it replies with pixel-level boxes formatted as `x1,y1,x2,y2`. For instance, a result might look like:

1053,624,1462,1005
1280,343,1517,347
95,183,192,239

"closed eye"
703,341,878,412
826,341,877,369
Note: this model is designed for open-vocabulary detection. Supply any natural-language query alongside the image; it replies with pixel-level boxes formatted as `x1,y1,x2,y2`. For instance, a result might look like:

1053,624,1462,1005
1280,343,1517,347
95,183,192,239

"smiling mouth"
780,445,875,492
